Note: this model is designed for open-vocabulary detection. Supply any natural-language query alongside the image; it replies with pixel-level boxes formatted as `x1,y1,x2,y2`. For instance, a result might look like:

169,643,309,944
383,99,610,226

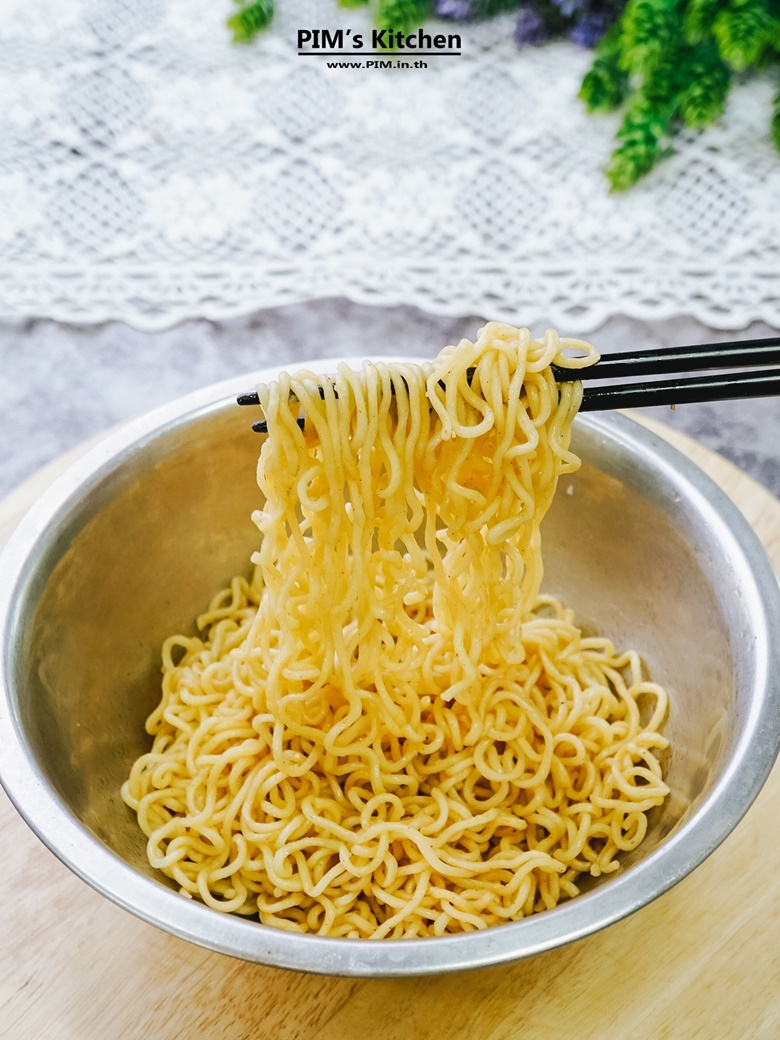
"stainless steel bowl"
2,360,780,977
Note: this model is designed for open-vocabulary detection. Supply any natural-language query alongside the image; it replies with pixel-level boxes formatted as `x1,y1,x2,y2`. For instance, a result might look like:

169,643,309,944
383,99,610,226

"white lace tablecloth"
1,0,778,331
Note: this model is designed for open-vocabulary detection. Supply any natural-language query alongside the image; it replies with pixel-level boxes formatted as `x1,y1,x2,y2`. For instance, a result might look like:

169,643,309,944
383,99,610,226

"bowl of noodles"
1,324,780,977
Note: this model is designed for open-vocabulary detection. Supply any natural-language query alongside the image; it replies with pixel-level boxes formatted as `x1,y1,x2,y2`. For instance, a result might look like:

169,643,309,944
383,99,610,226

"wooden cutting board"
2,417,780,1040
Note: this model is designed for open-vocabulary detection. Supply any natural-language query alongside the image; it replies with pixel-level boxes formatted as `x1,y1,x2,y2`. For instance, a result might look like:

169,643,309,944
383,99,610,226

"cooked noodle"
122,322,669,938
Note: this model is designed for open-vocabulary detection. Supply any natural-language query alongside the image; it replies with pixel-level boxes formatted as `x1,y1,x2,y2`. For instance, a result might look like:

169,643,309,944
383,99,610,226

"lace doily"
1,0,778,331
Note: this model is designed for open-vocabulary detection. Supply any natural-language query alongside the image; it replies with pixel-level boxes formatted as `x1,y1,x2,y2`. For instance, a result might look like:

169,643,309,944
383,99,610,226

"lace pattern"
1,0,778,330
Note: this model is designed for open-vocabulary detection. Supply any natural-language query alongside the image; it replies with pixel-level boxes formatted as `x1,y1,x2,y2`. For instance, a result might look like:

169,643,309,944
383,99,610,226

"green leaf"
605,50,683,190
607,101,676,189
684,0,726,42
713,0,772,69
228,0,274,42
580,55,630,111
620,0,682,75
337,0,370,6
375,0,431,32
606,137,663,190
606,146,657,190
579,24,630,111
676,43,732,125
640,44,686,112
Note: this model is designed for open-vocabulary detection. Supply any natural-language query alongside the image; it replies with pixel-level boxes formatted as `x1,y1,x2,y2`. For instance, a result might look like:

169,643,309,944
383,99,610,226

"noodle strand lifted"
123,322,669,938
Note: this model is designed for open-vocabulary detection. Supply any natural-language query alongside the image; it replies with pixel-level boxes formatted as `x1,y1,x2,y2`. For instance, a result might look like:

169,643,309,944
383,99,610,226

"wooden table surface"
2,418,780,1040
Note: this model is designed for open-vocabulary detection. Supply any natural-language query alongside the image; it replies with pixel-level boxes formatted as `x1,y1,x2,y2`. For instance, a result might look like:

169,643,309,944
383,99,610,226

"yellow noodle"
122,322,670,938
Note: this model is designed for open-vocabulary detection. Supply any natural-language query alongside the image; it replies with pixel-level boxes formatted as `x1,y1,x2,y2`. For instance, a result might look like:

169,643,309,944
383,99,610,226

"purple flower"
514,6,549,44
435,0,473,18
569,10,610,46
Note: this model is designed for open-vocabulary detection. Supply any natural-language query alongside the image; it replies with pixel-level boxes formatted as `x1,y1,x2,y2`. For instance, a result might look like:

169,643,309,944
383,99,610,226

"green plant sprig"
228,0,274,43
580,0,780,189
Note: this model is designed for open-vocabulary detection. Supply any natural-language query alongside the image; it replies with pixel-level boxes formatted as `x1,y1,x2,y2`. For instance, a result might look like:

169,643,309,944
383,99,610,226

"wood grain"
2,417,780,1040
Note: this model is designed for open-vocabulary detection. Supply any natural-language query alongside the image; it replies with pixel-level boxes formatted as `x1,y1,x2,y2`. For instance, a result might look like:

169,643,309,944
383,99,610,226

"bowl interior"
2,375,777,974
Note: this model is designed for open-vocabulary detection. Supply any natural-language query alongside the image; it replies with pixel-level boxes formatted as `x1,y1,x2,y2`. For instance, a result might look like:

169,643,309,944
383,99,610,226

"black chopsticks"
552,337,780,411
238,337,780,431
552,337,780,381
